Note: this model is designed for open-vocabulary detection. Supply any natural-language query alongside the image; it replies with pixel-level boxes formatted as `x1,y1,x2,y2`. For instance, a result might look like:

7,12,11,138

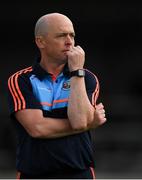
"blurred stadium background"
0,1,142,178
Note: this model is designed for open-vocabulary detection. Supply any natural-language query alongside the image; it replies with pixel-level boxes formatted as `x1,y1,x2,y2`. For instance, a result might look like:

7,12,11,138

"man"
7,13,106,179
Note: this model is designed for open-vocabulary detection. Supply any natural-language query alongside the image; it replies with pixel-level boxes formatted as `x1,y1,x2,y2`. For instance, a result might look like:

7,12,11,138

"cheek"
73,39,75,44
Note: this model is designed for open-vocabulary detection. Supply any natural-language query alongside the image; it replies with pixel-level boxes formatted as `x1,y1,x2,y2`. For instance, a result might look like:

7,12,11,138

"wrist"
70,69,85,78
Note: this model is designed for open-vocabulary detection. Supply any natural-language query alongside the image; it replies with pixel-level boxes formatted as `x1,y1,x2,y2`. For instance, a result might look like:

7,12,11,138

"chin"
61,56,68,63
61,59,68,65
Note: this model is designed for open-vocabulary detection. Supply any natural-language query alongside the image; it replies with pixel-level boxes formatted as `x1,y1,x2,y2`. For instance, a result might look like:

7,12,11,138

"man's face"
42,19,75,64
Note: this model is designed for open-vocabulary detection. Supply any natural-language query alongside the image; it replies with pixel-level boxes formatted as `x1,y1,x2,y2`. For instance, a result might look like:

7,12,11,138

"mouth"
62,48,72,52
62,50,70,53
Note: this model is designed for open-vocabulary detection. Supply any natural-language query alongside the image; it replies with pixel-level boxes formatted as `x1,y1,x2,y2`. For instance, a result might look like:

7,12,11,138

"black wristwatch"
70,69,85,77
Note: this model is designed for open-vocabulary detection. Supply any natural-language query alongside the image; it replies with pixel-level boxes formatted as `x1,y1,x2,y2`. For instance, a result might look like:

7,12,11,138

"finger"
76,46,85,54
96,102,104,107
101,109,105,113
75,45,82,50
101,118,107,124
96,103,104,110
73,46,84,53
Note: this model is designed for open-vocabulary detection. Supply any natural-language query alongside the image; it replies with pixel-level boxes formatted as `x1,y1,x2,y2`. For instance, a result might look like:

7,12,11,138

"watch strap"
70,69,85,77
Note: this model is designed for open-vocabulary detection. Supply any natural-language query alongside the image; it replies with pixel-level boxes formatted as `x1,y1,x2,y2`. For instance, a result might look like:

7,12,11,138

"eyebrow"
56,32,75,36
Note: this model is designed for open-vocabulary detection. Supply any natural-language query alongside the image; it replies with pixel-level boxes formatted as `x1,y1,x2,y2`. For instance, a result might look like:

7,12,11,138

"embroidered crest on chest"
62,80,70,90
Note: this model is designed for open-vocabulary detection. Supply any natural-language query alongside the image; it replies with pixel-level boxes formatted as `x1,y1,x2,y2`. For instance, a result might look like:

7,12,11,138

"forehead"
48,17,75,33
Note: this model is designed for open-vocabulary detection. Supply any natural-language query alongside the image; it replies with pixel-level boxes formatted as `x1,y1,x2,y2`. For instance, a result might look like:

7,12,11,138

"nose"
65,34,73,45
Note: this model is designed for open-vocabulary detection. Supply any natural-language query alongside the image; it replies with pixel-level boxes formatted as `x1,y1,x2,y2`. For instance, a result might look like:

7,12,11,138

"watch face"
70,69,85,77
78,69,85,76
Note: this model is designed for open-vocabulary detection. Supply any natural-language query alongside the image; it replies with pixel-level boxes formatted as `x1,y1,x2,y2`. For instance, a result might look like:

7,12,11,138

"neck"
40,58,65,77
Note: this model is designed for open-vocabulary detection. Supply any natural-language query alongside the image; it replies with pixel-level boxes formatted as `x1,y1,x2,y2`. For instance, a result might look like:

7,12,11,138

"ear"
35,36,46,49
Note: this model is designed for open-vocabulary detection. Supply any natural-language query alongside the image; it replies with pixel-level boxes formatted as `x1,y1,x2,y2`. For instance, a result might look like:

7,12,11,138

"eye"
57,33,66,38
56,33,75,38
70,33,75,38
59,34,66,37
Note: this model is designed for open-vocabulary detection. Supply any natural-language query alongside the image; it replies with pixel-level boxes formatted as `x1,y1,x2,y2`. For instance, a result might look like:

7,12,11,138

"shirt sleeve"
84,69,100,107
7,73,42,115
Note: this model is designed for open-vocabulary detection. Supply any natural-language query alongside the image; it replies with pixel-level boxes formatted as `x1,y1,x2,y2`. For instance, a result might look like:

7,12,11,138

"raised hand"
67,46,85,72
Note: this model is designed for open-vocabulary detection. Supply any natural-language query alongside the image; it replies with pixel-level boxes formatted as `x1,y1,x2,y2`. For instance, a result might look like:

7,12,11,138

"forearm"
40,103,107,138
36,117,86,138
15,109,88,139
67,77,94,130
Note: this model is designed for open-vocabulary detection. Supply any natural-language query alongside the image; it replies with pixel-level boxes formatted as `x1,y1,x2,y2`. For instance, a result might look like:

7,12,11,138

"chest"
30,75,70,111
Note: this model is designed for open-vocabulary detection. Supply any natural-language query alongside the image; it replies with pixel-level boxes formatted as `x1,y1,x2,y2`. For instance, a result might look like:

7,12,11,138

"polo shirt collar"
32,57,70,79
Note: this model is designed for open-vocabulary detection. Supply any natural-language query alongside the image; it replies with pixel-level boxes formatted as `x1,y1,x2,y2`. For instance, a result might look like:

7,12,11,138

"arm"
7,73,82,139
67,46,106,129
68,78,106,130
15,109,87,139
15,102,106,139
68,76,96,129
